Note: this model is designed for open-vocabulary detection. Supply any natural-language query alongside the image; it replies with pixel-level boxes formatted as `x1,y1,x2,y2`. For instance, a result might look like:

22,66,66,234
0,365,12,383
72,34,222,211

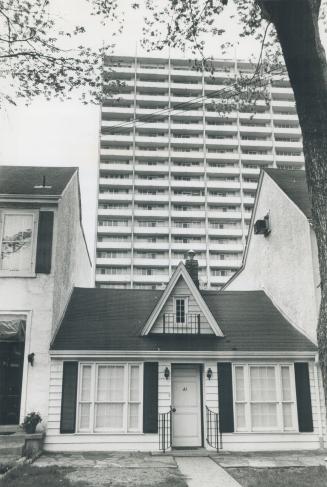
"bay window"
233,364,297,432
77,363,142,433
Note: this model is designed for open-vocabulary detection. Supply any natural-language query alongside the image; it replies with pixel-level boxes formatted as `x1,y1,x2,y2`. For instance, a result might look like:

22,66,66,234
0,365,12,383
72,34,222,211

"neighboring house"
223,169,320,343
46,253,325,452
0,166,92,430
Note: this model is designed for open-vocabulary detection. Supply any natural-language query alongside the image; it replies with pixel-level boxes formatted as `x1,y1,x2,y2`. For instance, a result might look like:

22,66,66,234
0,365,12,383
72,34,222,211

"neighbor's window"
0,211,37,274
175,298,186,323
77,363,142,433
234,364,297,432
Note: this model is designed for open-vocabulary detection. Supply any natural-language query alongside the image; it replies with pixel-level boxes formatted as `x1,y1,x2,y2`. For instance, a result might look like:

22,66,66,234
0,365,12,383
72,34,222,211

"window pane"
250,367,276,401
130,366,139,402
282,403,293,429
95,403,124,429
81,366,92,401
176,299,185,323
79,403,90,429
1,214,33,271
235,367,245,401
128,403,139,430
281,366,292,401
235,403,246,429
97,366,124,401
251,403,278,428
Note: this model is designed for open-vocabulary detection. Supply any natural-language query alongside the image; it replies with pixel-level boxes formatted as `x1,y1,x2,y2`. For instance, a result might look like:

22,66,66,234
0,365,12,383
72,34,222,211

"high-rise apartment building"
96,55,304,290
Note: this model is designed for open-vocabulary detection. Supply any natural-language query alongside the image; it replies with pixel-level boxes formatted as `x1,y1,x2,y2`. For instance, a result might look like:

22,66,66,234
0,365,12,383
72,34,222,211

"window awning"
0,316,26,341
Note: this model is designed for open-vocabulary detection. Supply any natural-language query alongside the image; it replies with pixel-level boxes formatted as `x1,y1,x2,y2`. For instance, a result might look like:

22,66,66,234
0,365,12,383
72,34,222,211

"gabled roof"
264,169,311,218
141,262,223,336
51,288,316,353
0,165,77,197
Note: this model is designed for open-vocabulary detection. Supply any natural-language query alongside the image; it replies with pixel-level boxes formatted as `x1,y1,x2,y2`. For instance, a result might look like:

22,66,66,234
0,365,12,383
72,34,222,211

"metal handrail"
158,407,175,452
206,405,222,452
163,313,201,334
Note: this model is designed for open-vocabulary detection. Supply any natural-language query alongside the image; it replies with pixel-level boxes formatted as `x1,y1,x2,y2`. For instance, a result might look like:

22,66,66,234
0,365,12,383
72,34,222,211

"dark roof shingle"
0,166,77,196
51,288,316,353
264,168,311,218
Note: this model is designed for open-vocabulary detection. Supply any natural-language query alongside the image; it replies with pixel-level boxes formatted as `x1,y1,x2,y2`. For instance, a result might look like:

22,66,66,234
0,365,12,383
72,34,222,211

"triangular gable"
141,262,224,336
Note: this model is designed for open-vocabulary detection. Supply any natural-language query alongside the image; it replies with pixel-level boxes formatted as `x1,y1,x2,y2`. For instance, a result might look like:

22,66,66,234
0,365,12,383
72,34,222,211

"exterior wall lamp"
207,368,213,380
28,353,35,366
164,367,170,380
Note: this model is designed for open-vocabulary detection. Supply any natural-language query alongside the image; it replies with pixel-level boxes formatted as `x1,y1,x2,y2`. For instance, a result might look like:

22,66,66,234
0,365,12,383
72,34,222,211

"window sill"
229,430,310,435
0,272,37,278
73,431,147,436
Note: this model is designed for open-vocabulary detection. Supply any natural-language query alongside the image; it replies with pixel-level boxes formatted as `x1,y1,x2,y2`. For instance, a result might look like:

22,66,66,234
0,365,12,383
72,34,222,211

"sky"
1,1,325,261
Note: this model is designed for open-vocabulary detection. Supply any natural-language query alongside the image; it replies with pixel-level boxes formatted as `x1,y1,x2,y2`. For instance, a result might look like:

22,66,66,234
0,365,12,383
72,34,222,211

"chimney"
185,250,199,288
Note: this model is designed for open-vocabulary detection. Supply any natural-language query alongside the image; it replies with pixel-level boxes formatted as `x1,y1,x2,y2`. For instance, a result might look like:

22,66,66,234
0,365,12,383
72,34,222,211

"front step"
0,432,25,457
154,448,212,457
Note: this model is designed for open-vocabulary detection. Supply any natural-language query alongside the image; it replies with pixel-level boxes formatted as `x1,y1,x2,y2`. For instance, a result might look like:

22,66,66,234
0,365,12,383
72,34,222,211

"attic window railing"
163,313,201,334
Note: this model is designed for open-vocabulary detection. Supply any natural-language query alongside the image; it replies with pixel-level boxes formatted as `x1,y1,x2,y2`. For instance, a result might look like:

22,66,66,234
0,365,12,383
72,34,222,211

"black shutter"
294,362,314,432
217,362,234,433
143,362,158,433
60,361,78,434
35,211,54,274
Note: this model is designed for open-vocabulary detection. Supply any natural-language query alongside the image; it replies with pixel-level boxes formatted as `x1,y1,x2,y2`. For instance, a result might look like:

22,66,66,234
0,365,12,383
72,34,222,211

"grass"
0,464,188,487
228,466,327,487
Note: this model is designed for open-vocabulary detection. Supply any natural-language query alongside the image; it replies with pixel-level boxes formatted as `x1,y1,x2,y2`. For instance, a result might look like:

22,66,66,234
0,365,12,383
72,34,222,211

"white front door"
171,365,202,447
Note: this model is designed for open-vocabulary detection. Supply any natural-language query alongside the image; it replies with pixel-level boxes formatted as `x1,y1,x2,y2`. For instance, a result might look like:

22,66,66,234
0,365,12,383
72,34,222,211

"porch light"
28,353,35,366
164,367,170,380
207,368,213,380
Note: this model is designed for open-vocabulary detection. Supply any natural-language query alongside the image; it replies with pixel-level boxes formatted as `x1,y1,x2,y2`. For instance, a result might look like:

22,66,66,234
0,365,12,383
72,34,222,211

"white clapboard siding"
151,276,213,334
158,361,172,413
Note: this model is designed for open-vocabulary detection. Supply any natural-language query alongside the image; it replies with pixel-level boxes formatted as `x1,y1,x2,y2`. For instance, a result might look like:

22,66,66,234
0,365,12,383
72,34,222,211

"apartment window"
78,363,142,433
175,297,187,323
234,364,297,432
0,210,38,275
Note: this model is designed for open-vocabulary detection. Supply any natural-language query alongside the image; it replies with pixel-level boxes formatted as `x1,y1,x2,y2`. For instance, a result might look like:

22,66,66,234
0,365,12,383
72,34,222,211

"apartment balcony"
275,154,305,165
134,164,169,173
170,165,204,175
100,163,132,173
97,225,132,235
271,100,296,109
133,241,169,251
244,212,253,220
170,227,206,236
171,258,207,267
208,228,243,237
133,258,169,267
171,242,207,251
239,125,272,136
102,107,134,117
170,67,203,77
242,182,258,191
171,122,204,132
240,153,274,164
135,149,169,159
170,82,202,91
206,166,240,177
136,95,169,103
97,209,132,217
205,152,239,162
97,241,132,250
171,194,205,204
135,135,169,145
274,141,302,150
98,193,133,203
133,274,169,283
134,179,169,188
209,259,242,268
134,209,169,218
133,226,169,235
136,80,169,90
207,195,242,205
208,211,242,220
170,136,204,145
270,86,294,98
273,127,301,136
206,138,238,148
206,180,241,190
101,134,134,143
171,210,205,219
99,177,133,187
205,124,237,134
210,275,231,285
209,243,243,252
243,196,256,205
240,139,273,149
170,180,205,189
272,113,299,122
170,110,203,120
170,150,204,160
95,273,132,283
238,113,272,123
96,258,131,266
101,148,133,158
134,194,169,203
242,167,260,176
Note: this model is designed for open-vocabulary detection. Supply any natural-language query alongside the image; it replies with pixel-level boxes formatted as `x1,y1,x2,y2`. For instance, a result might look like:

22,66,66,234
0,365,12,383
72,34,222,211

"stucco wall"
226,174,318,341
52,173,92,331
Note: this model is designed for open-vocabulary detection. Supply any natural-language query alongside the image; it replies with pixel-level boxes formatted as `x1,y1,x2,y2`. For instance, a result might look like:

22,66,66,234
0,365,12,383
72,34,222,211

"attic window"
175,298,187,324
33,175,52,189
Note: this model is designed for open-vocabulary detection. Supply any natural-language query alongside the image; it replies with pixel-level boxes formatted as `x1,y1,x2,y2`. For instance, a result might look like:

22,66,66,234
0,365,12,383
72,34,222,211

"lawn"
228,466,327,487
0,465,188,487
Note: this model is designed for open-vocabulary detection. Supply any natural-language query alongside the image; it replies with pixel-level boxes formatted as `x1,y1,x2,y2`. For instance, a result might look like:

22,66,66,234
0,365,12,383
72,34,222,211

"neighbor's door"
0,342,25,425
171,365,202,447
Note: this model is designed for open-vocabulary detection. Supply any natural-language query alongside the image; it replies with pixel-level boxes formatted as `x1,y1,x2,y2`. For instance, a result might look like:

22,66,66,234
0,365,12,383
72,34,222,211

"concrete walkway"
176,457,242,487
